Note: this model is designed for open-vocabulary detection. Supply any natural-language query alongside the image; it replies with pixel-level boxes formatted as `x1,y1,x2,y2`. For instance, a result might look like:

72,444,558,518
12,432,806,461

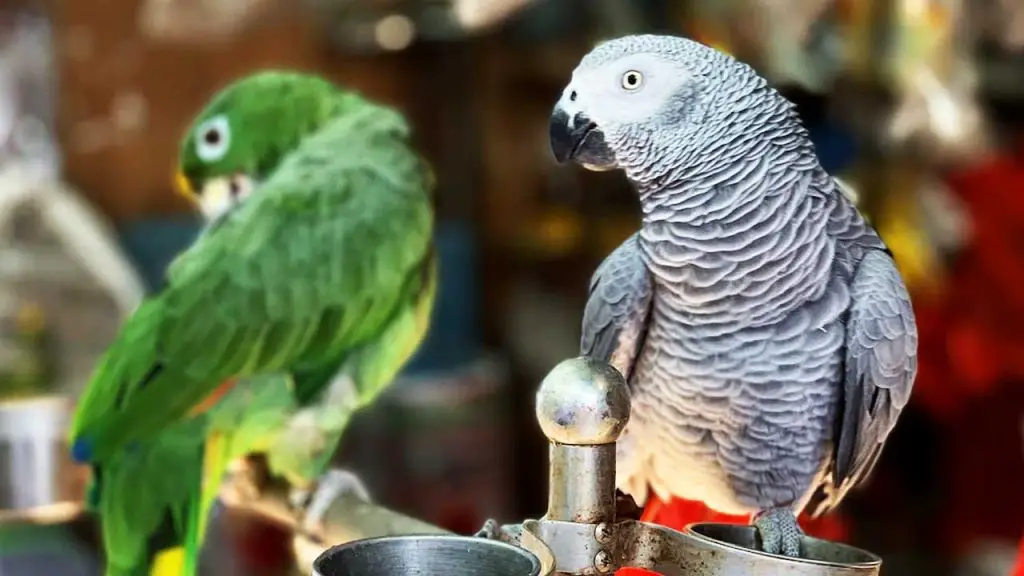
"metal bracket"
283,355,883,575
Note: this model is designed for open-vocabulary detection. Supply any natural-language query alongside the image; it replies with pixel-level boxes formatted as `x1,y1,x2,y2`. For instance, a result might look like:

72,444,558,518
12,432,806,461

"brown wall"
55,0,415,222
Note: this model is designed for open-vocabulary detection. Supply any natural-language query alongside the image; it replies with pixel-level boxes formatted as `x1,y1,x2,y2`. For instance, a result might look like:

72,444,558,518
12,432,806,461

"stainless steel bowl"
683,523,882,576
313,535,543,576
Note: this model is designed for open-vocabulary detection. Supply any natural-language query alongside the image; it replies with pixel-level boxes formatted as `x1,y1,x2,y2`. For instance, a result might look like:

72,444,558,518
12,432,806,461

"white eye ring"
621,70,644,91
195,114,230,163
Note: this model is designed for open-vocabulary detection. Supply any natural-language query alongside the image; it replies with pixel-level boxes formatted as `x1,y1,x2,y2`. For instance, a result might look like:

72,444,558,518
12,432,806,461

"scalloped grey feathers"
581,233,653,380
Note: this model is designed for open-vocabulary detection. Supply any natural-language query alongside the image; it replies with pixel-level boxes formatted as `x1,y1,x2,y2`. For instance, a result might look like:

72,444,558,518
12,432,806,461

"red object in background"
1007,532,1024,573
913,146,1024,420
1011,533,1024,576
940,385,1024,556
902,146,1024,557
224,511,294,575
615,495,850,576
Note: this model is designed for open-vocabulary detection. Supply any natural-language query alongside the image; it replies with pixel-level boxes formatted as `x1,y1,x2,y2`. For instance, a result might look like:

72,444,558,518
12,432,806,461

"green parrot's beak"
175,170,196,201
187,174,254,221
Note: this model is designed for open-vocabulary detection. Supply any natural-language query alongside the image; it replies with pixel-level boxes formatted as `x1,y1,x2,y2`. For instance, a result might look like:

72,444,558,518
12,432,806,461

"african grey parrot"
547,34,918,558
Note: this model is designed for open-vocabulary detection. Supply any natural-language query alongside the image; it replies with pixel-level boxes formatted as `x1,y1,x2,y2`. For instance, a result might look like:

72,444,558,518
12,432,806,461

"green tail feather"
181,487,204,576
93,420,204,576
95,424,240,576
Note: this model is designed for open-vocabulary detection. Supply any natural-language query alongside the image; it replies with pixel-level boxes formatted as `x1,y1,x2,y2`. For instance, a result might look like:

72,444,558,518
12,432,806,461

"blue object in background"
808,121,858,175
115,216,480,375
117,215,202,292
402,220,480,374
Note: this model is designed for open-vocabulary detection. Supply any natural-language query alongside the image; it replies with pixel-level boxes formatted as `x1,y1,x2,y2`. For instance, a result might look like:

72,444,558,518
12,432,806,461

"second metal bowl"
313,534,543,576
683,522,882,576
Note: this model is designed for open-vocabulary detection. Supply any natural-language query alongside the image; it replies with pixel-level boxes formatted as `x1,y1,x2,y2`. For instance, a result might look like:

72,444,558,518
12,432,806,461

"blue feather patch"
69,437,93,463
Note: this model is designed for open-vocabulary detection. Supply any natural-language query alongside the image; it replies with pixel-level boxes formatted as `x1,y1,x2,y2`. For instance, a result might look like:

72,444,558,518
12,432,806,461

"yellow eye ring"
621,70,643,90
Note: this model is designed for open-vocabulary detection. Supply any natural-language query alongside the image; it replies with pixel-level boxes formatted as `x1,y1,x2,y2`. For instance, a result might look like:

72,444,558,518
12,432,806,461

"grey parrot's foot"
292,468,373,536
615,490,643,521
475,519,501,540
753,508,803,558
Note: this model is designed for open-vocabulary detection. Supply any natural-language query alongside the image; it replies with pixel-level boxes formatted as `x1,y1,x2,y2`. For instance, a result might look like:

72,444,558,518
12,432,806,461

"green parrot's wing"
70,102,433,463
189,266,437,563
266,253,436,484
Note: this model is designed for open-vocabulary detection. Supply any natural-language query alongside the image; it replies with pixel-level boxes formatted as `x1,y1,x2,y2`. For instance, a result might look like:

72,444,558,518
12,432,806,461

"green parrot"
68,71,437,575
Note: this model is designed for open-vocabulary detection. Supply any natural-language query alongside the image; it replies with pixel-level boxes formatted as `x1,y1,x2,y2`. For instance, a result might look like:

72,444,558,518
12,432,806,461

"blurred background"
0,0,1021,574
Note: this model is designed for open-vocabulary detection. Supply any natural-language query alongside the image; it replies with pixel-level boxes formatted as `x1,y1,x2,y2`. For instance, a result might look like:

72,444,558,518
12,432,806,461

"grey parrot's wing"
581,232,654,381
817,249,917,515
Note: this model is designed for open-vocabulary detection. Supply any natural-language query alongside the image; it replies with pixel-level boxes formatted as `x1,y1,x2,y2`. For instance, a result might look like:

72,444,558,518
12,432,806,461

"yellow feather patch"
150,546,184,576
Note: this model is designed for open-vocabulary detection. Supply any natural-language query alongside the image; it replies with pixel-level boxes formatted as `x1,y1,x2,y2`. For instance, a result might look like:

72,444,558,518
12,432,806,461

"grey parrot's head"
548,34,774,174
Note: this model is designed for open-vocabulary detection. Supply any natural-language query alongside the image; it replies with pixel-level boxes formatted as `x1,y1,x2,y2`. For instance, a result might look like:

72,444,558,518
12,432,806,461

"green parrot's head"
176,70,345,219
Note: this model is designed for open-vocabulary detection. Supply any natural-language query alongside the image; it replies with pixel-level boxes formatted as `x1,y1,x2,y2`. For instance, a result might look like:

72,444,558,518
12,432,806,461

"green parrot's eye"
195,114,231,163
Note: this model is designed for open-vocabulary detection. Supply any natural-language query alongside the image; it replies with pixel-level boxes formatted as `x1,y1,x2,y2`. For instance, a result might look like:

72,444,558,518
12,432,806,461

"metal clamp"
296,356,884,575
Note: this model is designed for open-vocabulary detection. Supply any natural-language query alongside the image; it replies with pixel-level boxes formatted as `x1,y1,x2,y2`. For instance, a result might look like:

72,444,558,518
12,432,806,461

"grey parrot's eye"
195,114,231,163
621,70,644,91
569,90,578,102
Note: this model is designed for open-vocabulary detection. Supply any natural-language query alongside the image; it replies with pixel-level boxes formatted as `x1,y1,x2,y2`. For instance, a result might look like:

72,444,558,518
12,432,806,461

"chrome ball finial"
535,357,630,446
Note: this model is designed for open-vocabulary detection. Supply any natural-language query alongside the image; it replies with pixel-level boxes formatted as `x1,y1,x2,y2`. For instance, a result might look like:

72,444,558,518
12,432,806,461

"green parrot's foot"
222,458,264,504
295,468,373,536
753,507,803,558
288,485,313,513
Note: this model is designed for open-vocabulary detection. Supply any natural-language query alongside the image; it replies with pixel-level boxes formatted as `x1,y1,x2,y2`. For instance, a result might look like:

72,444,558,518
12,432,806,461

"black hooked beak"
549,107,598,164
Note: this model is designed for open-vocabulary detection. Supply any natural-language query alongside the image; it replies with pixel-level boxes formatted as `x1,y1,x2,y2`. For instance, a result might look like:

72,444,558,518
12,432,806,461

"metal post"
538,357,628,525
531,356,629,574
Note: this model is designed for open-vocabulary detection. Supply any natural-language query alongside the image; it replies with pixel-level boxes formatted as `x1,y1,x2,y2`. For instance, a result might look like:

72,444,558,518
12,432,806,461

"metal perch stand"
224,357,884,576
